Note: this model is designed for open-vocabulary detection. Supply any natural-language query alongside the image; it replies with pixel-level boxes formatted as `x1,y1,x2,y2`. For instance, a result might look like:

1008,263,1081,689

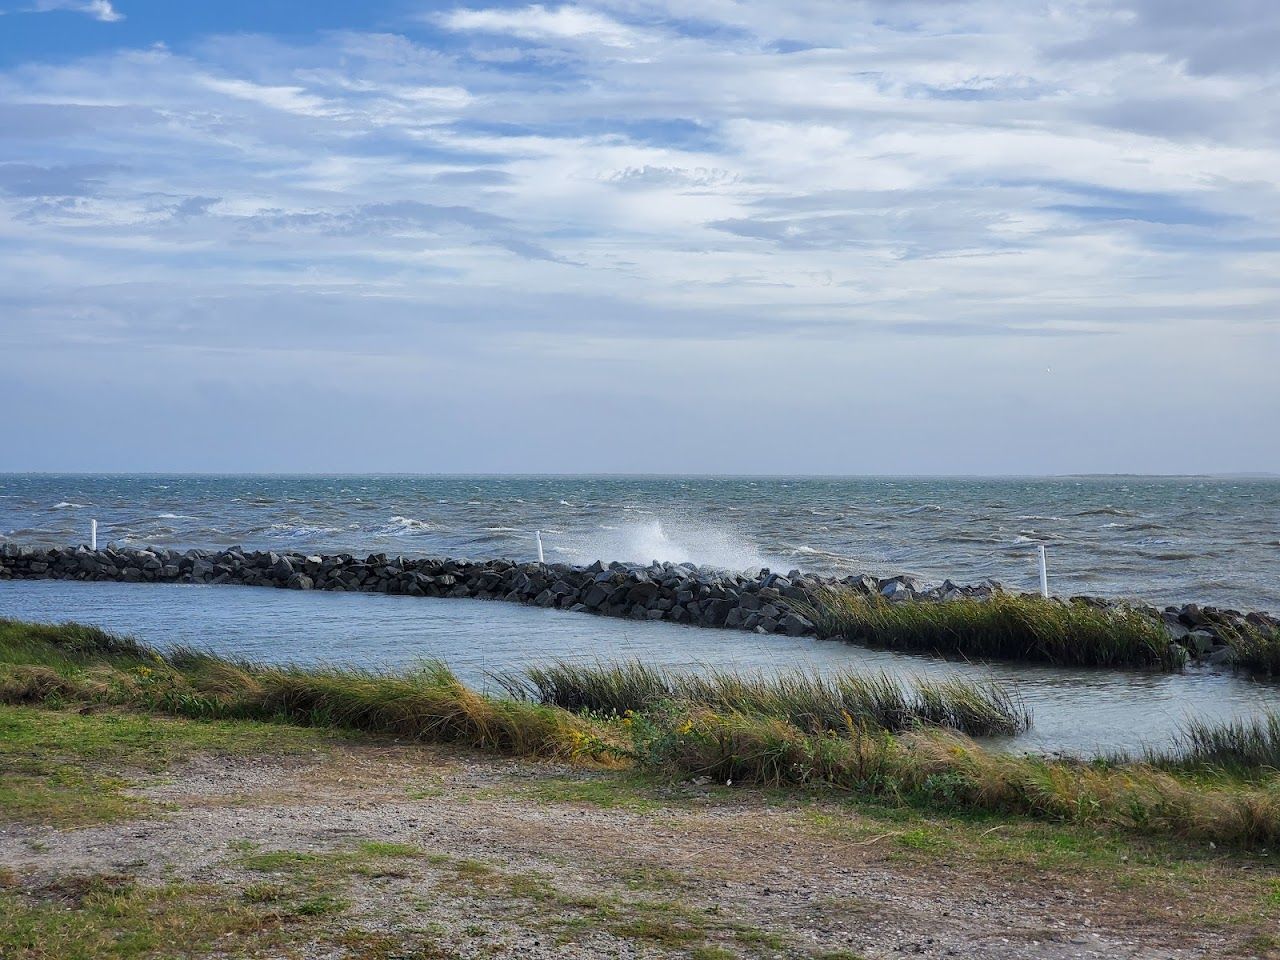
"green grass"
524,775,669,812
802,588,1183,669
496,660,1031,737
4,617,1280,848
0,704,339,826
0,874,288,960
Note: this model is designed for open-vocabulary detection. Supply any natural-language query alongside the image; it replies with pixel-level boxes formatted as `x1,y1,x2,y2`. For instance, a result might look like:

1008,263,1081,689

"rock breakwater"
1,543,1275,667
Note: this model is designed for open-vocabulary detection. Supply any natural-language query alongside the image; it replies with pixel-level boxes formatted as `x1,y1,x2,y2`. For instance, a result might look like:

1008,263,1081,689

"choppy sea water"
2,474,1277,609
2,475,1278,755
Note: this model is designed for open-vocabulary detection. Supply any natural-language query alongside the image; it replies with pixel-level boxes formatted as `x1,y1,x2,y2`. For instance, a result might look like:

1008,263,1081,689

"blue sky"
1,0,1278,473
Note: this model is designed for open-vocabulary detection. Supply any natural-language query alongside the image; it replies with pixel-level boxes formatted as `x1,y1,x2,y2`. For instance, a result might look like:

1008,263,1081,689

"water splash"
554,518,773,572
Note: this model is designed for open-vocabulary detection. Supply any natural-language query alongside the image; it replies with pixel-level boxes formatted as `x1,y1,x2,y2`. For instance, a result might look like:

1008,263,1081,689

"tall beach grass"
495,660,1030,737
1223,623,1280,676
3,617,1280,847
802,589,1183,669
634,708,1280,846
1146,712,1280,778
0,620,602,761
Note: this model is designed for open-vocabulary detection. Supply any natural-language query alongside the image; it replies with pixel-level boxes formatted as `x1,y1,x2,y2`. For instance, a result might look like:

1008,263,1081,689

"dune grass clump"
496,661,1030,737
802,589,1182,670
1148,713,1280,778
0,618,145,663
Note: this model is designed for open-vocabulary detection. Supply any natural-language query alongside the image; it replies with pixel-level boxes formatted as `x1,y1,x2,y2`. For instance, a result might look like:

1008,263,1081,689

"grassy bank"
0,619,599,761
802,589,1183,669
3,618,1280,848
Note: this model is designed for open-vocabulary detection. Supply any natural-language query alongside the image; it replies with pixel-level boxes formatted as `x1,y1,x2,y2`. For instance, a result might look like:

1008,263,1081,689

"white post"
91,519,98,551
1037,544,1049,598
535,530,545,564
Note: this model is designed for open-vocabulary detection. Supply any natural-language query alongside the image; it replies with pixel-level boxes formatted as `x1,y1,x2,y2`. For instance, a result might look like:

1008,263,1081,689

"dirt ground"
1,740,1274,960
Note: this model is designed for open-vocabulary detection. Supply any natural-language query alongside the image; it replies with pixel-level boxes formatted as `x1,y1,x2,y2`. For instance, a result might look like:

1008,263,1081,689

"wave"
377,515,442,535
784,544,862,570
1075,507,1130,517
553,518,772,572
156,513,197,520
52,502,86,509
266,523,344,538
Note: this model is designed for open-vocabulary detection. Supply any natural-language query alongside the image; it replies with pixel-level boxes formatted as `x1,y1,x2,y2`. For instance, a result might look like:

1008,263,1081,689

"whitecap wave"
52,501,86,509
378,515,441,535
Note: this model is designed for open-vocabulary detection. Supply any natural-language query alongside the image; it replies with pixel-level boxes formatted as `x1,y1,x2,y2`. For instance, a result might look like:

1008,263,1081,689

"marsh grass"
1147,713,1280,778
802,589,1182,670
635,709,1280,846
1224,624,1280,676
495,661,1030,737
0,619,606,762
4,618,1280,847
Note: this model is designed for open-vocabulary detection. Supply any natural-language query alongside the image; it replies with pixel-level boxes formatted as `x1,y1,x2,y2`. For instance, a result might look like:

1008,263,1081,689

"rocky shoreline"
1,543,1275,665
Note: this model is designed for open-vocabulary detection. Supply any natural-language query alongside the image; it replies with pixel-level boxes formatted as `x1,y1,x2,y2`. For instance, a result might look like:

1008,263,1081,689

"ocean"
4,473,1279,754
2,474,1277,610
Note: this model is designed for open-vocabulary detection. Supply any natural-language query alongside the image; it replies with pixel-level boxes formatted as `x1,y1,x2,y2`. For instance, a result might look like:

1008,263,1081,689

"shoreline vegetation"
4,618,1280,848
802,588,1184,670
3,543,1279,675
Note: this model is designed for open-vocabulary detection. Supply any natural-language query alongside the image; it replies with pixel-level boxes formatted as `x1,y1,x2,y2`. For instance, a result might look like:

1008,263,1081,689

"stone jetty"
1,543,1274,663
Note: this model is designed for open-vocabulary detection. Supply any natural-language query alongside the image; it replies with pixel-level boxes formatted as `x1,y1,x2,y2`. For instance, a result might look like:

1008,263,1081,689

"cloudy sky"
2,0,1277,474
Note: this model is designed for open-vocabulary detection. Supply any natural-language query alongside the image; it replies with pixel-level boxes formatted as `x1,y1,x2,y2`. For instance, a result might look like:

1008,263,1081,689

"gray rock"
1188,630,1216,656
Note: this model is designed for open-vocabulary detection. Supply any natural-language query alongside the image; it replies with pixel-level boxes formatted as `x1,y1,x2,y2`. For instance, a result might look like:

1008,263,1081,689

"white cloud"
1,1,1279,470
30,0,123,22
440,4,642,48
197,76,332,116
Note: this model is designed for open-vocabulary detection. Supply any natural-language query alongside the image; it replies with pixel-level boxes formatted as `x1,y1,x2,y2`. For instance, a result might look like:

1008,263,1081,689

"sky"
1,0,1277,475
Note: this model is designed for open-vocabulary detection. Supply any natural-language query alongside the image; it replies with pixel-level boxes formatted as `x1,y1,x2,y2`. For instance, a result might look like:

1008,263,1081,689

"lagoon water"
2,474,1278,756
2,577,1276,757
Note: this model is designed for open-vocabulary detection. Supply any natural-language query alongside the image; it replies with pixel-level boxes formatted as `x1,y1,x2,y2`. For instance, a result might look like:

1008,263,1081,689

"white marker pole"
91,519,98,551
1037,544,1049,598
535,530,545,564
